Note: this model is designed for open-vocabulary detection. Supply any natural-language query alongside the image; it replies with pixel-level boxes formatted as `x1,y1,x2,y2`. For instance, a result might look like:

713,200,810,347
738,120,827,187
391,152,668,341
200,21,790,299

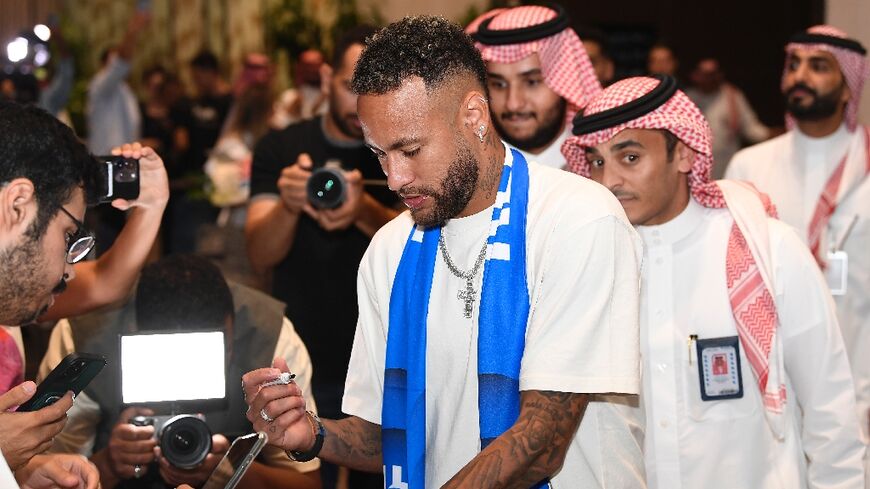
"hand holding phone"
0,381,73,470
18,352,106,411
97,156,140,204
201,432,267,489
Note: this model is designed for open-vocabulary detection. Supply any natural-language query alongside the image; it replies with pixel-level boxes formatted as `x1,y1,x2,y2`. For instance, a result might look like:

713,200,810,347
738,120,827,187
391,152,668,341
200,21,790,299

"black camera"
131,414,212,469
97,156,140,203
306,160,347,209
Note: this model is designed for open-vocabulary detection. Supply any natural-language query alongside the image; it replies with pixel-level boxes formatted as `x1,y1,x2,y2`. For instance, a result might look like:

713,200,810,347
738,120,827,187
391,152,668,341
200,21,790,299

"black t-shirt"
250,116,397,400
174,93,233,176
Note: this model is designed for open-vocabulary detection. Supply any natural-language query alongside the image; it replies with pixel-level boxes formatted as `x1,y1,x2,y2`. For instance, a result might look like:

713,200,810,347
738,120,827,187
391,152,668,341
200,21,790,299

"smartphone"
96,155,140,203
202,432,267,489
18,352,107,412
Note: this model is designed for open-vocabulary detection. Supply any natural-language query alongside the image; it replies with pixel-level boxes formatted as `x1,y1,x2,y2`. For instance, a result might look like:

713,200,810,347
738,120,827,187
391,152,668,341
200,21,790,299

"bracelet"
286,411,324,462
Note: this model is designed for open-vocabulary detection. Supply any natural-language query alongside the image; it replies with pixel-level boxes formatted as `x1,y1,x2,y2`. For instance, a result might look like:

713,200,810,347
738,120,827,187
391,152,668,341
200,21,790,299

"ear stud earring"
477,125,486,142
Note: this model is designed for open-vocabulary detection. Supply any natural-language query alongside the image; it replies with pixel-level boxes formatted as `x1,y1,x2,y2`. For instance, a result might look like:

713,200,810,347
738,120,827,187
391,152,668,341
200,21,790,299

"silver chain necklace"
438,233,488,319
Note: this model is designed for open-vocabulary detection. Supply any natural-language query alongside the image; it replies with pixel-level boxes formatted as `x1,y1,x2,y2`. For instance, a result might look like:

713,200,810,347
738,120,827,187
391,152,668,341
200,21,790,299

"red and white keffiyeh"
784,25,869,132
564,76,788,437
468,5,602,121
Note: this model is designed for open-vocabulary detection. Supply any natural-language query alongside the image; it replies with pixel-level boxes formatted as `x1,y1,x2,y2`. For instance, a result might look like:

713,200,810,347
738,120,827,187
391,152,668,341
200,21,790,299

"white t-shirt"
343,150,646,488
638,198,864,489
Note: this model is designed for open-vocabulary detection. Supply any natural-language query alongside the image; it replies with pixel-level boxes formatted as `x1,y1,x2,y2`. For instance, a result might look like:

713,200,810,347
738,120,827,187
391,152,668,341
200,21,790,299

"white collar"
793,121,850,150
515,127,571,170
636,197,706,247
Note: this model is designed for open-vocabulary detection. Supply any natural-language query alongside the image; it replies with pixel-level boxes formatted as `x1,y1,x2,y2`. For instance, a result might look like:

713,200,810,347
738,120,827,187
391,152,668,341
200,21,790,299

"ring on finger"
133,464,143,479
260,408,274,423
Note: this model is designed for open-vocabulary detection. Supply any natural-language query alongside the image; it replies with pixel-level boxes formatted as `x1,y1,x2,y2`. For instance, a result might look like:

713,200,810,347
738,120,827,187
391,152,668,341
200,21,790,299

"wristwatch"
287,411,325,462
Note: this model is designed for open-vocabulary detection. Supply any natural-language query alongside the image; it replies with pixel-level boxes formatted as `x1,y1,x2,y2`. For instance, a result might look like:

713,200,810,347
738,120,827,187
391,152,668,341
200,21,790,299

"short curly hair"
136,254,234,332
351,16,487,96
0,101,102,239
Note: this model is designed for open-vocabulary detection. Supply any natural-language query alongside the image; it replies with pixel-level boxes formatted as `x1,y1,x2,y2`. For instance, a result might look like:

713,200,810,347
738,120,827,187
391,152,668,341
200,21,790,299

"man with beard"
467,4,602,170
727,26,870,470
0,101,103,488
566,74,864,488
242,16,645,489
245,24,399,489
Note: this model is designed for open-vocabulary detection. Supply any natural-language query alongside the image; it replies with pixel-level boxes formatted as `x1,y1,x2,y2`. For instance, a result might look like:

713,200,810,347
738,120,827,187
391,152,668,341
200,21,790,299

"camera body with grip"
130,413,212,469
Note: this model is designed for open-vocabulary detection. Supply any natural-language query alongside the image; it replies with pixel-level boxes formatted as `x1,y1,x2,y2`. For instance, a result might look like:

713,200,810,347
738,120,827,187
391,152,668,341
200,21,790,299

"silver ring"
260,408,274,423
133,464,143,479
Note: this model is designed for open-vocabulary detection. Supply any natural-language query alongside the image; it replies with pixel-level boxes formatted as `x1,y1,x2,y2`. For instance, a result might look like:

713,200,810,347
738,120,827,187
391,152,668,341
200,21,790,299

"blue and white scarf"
383,148,548,488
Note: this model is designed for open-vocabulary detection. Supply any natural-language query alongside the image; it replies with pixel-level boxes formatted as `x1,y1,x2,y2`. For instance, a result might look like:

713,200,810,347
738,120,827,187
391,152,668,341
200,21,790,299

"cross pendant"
456,279,476,319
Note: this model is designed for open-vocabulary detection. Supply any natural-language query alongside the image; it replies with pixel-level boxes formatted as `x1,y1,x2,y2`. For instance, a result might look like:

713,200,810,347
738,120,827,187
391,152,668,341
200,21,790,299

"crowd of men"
1,3,869,489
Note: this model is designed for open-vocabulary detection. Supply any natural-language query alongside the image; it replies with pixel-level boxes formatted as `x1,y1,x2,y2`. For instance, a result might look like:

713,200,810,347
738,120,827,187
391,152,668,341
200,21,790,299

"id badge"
696,336,744,401
825,250,848,296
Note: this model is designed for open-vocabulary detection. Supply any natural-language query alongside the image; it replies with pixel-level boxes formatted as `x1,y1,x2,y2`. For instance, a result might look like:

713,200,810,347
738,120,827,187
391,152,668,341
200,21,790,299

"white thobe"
639,197,864,489
728,125,870,450
513,127,571,170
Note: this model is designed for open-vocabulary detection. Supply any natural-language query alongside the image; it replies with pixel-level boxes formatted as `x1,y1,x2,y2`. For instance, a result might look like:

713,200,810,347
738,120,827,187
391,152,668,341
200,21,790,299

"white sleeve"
341,250,386,425
521,214,643,395
269,317,320,473
88,56,130,101
773,223,865,488
40,320,101,457
37,320,76,381
735,89,770,144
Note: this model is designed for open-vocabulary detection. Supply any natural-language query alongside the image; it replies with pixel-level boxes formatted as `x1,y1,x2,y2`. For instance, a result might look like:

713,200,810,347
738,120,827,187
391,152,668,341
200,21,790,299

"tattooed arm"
319,416,383,473
244,365,383,474
442,390,589,489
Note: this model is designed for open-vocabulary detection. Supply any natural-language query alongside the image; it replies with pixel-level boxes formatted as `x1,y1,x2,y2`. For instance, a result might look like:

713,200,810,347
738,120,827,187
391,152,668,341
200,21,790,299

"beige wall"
356,0,489,24
827,0,870,125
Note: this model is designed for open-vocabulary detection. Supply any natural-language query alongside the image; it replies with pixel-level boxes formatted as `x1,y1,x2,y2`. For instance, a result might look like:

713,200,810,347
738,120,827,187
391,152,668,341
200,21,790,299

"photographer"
41,142,168,322
0,101,103,488
2,142,168,398
39,254,321,489
244,25,398,489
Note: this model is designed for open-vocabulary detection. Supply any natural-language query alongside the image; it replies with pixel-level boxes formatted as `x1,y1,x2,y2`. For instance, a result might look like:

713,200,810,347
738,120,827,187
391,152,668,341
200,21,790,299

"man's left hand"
154,434,230,487
304,169,364,231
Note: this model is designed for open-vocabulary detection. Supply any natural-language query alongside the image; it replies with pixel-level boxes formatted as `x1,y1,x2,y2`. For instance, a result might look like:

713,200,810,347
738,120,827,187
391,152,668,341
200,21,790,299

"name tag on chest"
696,336,744,401
825,250,848,296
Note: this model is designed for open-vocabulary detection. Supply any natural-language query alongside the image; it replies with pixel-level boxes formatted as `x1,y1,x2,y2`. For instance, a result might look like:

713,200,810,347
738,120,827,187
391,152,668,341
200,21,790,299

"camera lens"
43,394,63,406
307,167,347,209
66,361,85,377
114,160,138,183
159,415,212,469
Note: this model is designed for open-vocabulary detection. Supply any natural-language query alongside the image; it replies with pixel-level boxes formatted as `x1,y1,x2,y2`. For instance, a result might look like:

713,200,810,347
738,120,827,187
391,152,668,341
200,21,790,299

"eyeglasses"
58,206,96,264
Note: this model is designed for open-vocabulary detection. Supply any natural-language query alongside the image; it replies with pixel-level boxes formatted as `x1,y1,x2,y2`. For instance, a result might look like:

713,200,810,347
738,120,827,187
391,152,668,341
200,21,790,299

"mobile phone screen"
201,432,267,489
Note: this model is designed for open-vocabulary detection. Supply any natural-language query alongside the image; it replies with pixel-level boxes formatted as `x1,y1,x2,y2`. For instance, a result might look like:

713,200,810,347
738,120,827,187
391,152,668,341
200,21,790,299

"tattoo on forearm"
444,391,589,489
321,416,383,473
